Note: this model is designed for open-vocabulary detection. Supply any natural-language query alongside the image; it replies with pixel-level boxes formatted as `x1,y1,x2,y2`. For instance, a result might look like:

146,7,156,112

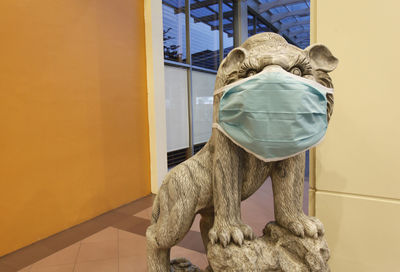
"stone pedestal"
172,222,330,272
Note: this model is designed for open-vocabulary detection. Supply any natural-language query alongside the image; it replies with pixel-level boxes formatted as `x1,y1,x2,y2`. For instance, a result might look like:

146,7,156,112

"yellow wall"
0,0,151,256
312,0,400,271
144,0,168,193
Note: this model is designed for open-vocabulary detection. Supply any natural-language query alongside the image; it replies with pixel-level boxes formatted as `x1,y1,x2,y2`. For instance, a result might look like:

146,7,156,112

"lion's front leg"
208,131,254,247
271,153,324,238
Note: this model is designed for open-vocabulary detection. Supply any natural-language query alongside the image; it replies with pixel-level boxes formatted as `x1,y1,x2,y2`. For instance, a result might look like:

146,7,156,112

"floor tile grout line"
72,241,82,272
24,259,78,271
71,256,118,266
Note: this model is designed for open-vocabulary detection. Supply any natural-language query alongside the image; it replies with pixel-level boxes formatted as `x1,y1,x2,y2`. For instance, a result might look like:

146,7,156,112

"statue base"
172,222,330,272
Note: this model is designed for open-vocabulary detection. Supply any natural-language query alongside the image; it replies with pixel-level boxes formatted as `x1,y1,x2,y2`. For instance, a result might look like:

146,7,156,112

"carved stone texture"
146,32,338,272
207,222,330,272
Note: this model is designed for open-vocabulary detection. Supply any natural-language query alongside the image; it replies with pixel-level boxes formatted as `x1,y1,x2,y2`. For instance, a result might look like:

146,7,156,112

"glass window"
163,1,186,63
164,66,189,152
192,71,216,145
256,22,267,34
247,1,310,49
223,2,233,57
164,0,260,163
189,0,219,148
248,14,255,37
189,0,220,70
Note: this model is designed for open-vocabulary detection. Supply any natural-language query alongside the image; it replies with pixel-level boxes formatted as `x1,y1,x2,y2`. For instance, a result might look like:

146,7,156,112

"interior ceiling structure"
163,0,310,49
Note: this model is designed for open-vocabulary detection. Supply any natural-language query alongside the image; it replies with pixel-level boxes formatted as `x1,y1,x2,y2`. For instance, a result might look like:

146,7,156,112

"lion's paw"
279,215,324,238
208,221,255,247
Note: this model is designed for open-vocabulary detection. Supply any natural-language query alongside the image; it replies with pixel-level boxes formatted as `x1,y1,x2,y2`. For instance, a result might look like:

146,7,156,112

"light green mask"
213,66,333,162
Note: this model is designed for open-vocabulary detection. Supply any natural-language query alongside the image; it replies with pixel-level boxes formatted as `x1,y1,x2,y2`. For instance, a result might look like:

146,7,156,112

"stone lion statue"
147,32,338,272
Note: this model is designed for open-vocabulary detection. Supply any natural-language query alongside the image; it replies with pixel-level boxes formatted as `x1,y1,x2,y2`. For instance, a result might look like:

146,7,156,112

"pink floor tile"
190,214,201,232
133,207,152,221
119,256,147,272
31,263,75,272
76,239,118,263
74,258,118,272
118,230,147,259
81,227,118,244
29,243,80,269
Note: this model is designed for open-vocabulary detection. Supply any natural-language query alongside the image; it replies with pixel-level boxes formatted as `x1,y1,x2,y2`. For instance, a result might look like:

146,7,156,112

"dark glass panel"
162,0,186,63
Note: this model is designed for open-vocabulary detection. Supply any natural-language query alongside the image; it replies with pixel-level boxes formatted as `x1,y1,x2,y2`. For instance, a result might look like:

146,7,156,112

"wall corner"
144,0,168,194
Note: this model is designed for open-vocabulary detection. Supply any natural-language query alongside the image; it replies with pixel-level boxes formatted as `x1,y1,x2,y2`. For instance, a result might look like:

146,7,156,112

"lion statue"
146,32,338,272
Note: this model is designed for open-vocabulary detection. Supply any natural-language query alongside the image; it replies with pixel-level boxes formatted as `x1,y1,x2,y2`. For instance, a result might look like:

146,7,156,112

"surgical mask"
212,66,333,162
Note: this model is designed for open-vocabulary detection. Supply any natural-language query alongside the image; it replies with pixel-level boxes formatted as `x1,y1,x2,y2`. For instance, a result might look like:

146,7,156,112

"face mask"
212,65,333,162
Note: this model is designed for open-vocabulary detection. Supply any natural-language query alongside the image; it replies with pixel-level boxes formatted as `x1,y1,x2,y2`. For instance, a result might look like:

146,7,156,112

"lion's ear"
220,47,247,75
305,44,338,72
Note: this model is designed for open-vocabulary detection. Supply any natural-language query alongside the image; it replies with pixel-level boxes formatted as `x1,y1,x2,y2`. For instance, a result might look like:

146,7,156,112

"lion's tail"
150,194,160,224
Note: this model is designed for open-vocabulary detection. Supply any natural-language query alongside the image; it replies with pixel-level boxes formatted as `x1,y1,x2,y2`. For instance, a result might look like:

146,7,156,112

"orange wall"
0,0,151,256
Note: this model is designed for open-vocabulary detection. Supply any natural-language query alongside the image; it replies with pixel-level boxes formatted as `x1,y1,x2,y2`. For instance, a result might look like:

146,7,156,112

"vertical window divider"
233,0,248,47
219,0,224,63
233,0,239,47
253,14,257,35
185,0,194,157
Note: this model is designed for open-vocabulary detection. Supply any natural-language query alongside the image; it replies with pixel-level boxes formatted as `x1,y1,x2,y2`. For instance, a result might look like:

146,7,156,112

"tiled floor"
0,178,308,272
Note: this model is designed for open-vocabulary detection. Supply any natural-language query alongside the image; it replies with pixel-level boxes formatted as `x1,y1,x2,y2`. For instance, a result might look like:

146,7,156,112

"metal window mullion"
185,0,194,157
219,0,224,62
233,0,248,47
253,14,257,35
233,0,239,47
164,60,217,74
